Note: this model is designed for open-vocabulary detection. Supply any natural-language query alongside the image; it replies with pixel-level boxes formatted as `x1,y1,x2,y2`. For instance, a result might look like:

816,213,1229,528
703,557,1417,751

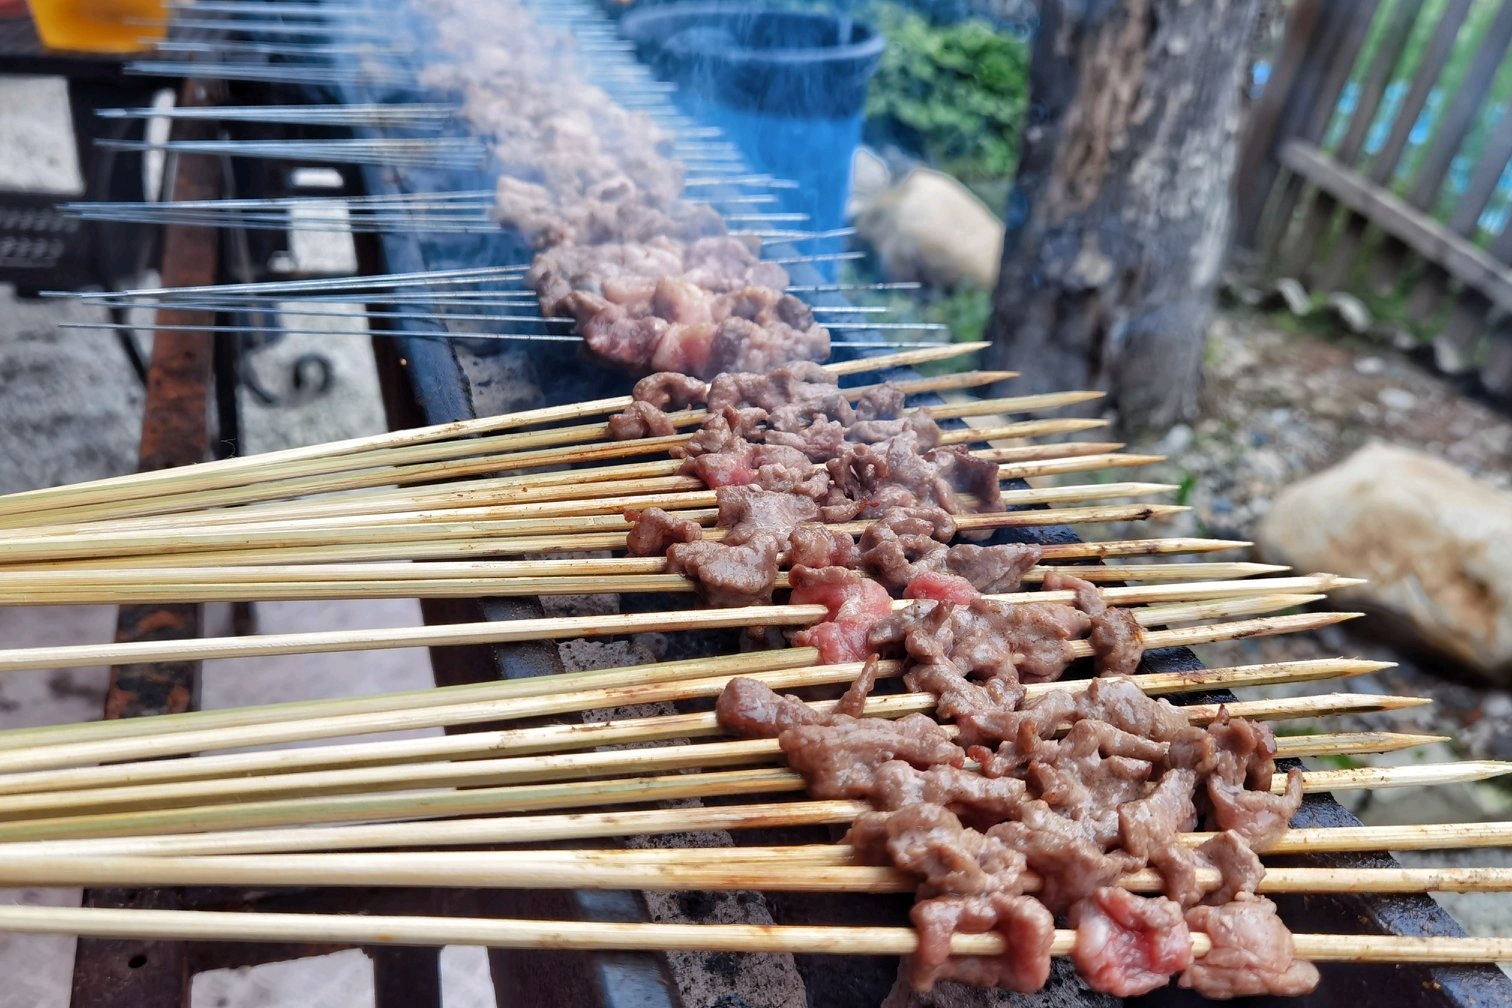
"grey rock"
1158,422,1192,454
1377,386,1418,412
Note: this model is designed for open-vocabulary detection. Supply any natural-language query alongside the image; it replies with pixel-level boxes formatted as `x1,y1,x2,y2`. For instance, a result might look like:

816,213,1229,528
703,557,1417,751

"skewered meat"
784,524,861,569
533,238,822,378
790,565,894,664
1071,887,1193,997
667,534,781,607
903,571,979,603
717,594,1315,999
623,507,702,558
1180,895,1321,998
631,372,708,410
714,676,826,738
607,400,677,440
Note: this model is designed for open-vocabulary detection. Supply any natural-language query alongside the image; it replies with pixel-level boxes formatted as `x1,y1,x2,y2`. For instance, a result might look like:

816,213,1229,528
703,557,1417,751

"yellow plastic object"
28,0,167,53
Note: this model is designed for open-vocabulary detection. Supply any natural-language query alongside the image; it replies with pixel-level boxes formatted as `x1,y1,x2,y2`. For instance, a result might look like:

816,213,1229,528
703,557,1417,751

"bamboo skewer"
0,581,1351,676
0,903,1505,964
0,500,1193,572
0,441,1155,543
0,474,1162,550
23,421,1112,538
0,342,990,522
0,722,1423,823
0,360,1046,530
0,558,1289,592
0,600,1347,774
1,413,1105,536
0,803,1499,861
0,480,1178,572
0,850,1497,898
0,656,1388,786
15,528,1242,575
3,454,1172,571
0,755,1479,844
0,564,1341,608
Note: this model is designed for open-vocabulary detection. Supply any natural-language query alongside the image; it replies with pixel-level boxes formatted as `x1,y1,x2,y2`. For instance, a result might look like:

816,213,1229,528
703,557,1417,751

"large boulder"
1256,442,1512,683
851,166,1004,290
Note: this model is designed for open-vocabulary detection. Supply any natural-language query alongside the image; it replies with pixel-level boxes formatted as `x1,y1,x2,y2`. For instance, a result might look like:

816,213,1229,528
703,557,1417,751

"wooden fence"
1236,0,1512,399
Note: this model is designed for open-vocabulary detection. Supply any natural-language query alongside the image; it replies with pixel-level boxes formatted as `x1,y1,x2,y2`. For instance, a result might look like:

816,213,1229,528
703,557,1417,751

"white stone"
1354,356,1386,376
1159,423,1193,454
1377,387,1418,412
846,145,891,219
851,167,1005,290
1257,442,1512,683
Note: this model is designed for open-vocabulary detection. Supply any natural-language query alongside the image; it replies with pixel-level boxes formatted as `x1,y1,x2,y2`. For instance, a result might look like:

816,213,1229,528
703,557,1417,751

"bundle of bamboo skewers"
0,343,1508,984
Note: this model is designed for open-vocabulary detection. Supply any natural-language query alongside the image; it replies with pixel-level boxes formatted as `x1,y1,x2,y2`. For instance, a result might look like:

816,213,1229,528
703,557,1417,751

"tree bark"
985,0,1259,434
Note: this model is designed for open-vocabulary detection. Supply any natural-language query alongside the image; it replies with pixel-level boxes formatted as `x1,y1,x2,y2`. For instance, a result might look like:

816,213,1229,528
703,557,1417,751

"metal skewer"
97,104,460,128
60,296,895,320
57,320,942,347
152,39,409,58
125,62,418,87
164,0,373,15
143,19,388,37
97,138,488,170
45,266,536,303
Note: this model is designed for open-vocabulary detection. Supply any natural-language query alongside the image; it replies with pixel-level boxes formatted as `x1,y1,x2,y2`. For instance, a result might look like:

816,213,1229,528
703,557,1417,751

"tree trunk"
985,0,1259,434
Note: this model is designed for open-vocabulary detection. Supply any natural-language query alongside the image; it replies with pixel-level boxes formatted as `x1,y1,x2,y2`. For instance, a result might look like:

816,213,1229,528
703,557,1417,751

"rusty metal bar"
68,78,225,1008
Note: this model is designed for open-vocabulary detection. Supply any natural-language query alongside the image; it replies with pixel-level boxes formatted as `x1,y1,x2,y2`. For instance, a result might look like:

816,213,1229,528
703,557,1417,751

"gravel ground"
1115,308,1512,761
1087,309,1512,945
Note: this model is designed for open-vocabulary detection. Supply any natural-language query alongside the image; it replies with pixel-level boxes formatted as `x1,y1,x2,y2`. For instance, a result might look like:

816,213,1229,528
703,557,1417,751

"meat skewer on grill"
0,904,1509,972
0,651,1397,776
3,810,1504,861
0,656,1404,791
55,5,1505,999
0,684,1415,821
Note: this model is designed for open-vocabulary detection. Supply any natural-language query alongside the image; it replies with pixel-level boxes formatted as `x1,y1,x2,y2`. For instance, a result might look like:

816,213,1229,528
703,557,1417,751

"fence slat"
1315,1,1424,290
1448,106,1512,237
1276,0,1383,279
1259,1,1380,269
1365,0,1475,297
1335,0,1424,168
1407,4,1512,210
1367,0,1473,186
1490,210,1512,263
1234,0,1327,248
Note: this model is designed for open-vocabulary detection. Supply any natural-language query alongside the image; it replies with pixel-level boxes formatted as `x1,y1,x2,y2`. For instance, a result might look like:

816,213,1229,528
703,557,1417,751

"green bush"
863,3,1029,183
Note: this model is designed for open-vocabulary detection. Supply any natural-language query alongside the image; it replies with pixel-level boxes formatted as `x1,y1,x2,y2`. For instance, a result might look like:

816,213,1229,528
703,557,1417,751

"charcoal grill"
32,0,1512,1005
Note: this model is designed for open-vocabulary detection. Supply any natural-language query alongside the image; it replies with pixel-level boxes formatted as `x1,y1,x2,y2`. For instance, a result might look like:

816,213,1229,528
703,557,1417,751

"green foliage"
861,2,1029,183
842,277,994,375
1175,472,1198,508
930,286,993,343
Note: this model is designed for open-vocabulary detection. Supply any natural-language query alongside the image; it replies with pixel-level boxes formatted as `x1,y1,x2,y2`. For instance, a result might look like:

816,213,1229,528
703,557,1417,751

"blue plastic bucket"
620,2,884,235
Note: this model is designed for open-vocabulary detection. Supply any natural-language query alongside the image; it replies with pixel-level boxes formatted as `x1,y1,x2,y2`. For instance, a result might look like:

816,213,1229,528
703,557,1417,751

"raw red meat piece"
1071,887,1192,997
789,565,892,623
790,566,893,664
904,571,979,603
